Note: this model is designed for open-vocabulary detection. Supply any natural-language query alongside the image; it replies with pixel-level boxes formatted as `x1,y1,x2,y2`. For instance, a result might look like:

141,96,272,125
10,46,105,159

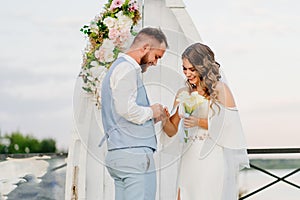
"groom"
101,27,168,200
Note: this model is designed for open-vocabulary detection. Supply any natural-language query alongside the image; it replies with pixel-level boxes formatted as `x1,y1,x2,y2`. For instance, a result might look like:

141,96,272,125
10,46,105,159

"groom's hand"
151,103,164,123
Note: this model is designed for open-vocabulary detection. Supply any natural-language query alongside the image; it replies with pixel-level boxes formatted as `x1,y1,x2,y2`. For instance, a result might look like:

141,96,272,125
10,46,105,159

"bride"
161,43,249,200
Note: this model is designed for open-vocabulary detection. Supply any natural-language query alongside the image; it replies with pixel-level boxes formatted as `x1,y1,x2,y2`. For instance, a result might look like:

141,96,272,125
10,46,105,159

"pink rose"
119,29,130,42
108,28,119,40
94,49,105,63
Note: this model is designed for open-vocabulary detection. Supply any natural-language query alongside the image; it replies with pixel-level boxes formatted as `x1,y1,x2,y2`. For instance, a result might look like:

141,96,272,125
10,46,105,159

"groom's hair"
132,27,169,48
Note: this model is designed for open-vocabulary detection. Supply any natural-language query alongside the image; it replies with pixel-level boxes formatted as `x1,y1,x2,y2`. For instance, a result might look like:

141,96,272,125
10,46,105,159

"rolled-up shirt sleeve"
110,62,153,125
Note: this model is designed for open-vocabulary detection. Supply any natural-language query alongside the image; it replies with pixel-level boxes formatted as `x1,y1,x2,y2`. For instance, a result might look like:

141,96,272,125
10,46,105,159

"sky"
0,0,299,150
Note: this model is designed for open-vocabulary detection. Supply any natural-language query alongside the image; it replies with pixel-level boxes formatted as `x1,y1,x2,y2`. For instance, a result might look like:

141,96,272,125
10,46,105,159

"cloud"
1,80,73,102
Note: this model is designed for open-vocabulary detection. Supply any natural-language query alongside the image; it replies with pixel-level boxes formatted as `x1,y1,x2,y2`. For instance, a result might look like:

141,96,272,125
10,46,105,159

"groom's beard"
140,64,147,73
140,53,150,73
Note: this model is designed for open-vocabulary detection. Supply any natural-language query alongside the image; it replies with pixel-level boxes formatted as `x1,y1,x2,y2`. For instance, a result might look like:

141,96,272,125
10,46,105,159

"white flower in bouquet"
176,91,206,142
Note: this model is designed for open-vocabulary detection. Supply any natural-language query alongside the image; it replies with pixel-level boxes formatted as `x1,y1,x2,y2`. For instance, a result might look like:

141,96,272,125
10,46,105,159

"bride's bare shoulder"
215,82,236,108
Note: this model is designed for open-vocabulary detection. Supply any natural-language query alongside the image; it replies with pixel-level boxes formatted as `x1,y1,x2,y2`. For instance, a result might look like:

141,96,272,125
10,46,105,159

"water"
1,156,299,199
0,156,66,200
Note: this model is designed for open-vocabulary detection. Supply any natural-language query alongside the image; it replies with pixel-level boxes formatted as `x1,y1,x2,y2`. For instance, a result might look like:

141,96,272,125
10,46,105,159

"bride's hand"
163,106,170,118
183,116,199,128
154,106,170,124
160,107,170,125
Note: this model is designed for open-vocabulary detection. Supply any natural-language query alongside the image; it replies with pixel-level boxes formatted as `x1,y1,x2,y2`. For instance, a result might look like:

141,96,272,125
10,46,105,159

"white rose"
90,61,100,68
103,50,115,63
115,11,124,19
94,49,104,62
89,62,106,78
99,39,116,62
103,17,117,29
90,23,99,34
102,39,115,50
117,14,133,30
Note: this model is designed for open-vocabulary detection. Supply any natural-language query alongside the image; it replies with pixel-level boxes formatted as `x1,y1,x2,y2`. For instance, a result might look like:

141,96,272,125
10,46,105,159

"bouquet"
176,91,205,142
79,0,142,108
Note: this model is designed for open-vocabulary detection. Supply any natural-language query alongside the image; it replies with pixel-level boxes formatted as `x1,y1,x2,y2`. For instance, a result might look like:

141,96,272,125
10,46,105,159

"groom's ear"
142,43,151,54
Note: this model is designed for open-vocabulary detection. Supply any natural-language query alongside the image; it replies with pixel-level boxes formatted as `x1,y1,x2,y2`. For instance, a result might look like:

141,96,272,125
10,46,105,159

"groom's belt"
108,146,155,152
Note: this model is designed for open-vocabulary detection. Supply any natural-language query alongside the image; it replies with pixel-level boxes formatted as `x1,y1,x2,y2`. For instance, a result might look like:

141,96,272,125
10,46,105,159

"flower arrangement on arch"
79,0,142,108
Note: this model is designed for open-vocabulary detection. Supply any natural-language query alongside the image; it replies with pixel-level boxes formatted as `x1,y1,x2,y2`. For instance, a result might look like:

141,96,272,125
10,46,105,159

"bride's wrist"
197,118,201,127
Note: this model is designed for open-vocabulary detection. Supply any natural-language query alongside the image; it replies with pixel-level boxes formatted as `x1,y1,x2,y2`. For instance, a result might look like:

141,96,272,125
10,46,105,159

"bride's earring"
191,83,197,89
200,75,203,81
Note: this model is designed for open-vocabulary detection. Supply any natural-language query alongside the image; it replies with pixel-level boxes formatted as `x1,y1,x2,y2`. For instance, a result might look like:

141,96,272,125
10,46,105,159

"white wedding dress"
177,99,224,199
159,96,249,200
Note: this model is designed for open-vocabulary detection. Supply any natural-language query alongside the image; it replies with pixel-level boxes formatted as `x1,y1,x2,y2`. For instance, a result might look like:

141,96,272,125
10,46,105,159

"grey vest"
101,56,157,151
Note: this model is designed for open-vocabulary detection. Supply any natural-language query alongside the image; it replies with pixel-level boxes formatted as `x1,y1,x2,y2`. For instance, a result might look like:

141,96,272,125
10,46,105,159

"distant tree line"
0,131,57,154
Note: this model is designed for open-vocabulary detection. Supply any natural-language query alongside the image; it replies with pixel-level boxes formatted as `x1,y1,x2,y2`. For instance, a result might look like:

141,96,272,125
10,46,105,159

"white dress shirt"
110,53,153,125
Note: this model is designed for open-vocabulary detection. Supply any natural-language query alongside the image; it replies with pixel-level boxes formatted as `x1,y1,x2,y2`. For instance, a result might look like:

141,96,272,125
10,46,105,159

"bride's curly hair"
182,43,221,111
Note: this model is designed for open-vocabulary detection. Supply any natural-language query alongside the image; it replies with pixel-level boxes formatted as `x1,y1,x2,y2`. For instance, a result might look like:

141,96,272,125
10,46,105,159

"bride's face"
182,58,200,86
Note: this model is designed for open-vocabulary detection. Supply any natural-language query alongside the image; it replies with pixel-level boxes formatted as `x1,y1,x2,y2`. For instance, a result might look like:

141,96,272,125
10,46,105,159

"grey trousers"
105,147,156,200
